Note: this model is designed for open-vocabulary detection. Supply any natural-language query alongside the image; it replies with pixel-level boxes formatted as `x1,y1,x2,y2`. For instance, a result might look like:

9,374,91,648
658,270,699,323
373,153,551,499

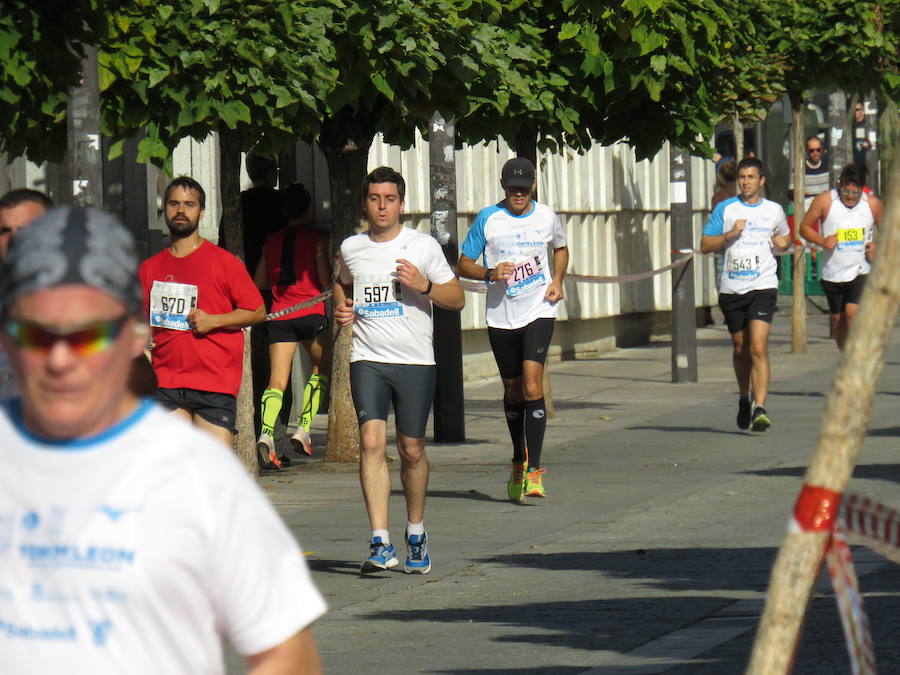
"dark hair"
737,157,764,177
245,150,278,182
0,188,53,211
362,166,405,202
280,182,312,221
839,162,868,187
716,159,737,185
163,176,206,209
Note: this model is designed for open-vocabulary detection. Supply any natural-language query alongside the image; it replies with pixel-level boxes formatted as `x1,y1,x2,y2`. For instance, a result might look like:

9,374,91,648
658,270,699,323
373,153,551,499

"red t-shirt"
139,241,263,397
264,226,326,320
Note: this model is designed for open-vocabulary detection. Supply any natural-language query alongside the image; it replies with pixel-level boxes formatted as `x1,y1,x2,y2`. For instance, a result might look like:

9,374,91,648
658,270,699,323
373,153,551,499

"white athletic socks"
373,529,390,544
406,521,425,537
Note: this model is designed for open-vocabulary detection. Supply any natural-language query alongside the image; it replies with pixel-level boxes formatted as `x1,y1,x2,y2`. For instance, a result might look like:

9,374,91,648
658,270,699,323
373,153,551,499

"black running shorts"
821,275,866,314
267,314,328,344
718,289,777,334
487,317,555,380
153,387,237,433
349,361,436,439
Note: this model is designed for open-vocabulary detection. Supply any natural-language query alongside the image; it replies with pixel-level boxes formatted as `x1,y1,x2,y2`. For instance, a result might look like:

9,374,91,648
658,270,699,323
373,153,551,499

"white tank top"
820,189,875,282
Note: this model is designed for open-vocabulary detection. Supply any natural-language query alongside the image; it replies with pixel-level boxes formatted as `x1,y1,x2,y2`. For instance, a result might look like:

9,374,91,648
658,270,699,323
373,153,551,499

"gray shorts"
349,361,436,438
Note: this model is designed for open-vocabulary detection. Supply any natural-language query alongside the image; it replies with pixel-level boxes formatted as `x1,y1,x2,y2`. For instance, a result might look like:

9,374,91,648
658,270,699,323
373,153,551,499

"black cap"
501,157,536,189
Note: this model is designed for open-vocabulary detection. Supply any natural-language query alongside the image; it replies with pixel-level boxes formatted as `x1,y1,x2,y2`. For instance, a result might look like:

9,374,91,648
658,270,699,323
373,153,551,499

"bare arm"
545,246,568,302
700,219,747,254
246,628,322,675
253,255,270,290
315,234,331,289
188,305,266,334
395,258,464,311
798,193,832,248
456,255,515,283
332,280,354,327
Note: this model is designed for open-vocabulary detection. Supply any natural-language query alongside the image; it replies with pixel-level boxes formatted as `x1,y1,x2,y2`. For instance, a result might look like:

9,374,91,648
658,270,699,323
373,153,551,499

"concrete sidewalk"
231,299,900,673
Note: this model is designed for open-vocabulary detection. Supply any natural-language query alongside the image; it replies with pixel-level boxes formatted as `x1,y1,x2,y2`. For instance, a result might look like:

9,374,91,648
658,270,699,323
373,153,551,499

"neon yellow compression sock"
260,388,284,436
299,373,329,432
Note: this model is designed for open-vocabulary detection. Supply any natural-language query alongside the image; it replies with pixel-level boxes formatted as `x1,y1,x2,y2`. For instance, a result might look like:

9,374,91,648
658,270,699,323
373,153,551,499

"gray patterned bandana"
0,207,143,316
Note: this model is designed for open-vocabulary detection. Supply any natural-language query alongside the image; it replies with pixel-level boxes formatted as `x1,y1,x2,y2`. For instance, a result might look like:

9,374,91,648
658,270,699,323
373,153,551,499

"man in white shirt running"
701,157,791,432
457,157,568,502
333,166,464,575
799,163,883,350
0,207,325,674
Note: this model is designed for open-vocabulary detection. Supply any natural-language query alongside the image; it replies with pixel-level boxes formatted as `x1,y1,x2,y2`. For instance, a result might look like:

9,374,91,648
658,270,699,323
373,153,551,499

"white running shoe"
291,427,313,456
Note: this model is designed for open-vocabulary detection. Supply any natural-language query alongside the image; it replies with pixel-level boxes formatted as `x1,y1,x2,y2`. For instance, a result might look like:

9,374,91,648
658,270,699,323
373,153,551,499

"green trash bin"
778,252,823,296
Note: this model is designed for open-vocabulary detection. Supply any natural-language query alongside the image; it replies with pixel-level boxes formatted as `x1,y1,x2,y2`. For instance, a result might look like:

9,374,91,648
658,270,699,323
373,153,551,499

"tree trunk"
321,118,374,463
790,91,807,353
748,169,900,674
828,91,849,186
733,113,744,161
218,124,258,475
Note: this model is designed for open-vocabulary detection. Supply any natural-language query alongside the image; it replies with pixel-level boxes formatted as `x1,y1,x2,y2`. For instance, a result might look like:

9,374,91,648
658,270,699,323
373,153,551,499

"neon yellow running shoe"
524,467,547,498
507,461,527,503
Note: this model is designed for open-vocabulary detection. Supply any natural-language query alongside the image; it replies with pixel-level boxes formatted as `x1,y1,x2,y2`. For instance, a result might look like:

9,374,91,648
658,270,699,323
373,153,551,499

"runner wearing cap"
253,182,331,460
457,157,568,502
701,157,791,431
799,162,883,350
333,166,464,574
0,207,325,673
139,177,267,454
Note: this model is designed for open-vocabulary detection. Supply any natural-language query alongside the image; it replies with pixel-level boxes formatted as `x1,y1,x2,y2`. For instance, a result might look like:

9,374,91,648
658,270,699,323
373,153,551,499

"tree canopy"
0,1,106,162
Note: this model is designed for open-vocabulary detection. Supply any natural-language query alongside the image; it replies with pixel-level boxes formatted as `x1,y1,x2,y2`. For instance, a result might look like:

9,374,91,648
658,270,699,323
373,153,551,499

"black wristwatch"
422,280,433,295
484,268,495,282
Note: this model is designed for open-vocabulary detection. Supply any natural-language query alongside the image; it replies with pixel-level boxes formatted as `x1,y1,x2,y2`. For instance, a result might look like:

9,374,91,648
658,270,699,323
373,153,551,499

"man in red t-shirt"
139,177,265,447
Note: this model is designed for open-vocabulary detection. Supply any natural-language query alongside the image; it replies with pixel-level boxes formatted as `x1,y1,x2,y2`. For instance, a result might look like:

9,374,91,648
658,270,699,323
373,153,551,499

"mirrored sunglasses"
3,317,128,356
839,187,862,198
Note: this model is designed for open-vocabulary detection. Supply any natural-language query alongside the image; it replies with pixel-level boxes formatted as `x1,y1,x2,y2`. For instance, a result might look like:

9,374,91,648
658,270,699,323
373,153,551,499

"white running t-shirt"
703,196,789,295
820,189,875,282
461,201,567,330
0,400,326,674
338,226,456,365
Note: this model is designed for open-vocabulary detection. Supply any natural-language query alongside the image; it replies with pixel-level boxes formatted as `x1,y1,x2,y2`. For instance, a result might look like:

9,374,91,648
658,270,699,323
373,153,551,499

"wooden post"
66,45,102,208
429,113,465,442
790,91,807,353
669,146,697,382
748,170,900,673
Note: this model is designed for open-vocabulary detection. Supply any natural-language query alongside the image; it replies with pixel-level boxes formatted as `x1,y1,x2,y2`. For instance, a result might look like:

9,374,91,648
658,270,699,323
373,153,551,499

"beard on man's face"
166,214,200,237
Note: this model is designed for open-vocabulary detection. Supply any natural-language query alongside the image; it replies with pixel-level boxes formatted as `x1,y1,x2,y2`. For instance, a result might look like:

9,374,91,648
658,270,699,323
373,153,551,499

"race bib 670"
149,281,198,330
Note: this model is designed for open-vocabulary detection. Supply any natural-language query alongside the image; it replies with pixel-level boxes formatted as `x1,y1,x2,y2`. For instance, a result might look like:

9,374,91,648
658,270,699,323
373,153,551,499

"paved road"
228,301,900,673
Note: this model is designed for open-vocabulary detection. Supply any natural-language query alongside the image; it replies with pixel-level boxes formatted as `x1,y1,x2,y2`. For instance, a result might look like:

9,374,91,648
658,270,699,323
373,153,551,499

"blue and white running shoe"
360,536,398,574
404,532,431,574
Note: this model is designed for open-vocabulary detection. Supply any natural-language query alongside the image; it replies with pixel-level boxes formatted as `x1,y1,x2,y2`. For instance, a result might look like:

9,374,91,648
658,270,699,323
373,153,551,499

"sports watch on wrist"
484,268,495,282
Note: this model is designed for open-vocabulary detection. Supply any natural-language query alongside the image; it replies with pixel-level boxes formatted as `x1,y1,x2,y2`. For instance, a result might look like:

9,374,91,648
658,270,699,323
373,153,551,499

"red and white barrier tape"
788,486,900,674
460,252,695,293
826,524,877,674
265,290,332,321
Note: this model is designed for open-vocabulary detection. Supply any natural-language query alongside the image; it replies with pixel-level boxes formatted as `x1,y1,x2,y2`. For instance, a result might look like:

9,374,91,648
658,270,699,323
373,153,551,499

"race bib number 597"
150,281,198,331
354,279,404,319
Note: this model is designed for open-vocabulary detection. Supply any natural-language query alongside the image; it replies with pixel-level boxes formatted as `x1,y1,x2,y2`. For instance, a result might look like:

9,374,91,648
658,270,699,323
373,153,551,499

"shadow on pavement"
472,548,778,593
626,425,747,437
743,463,900,485
307,558,365,576
391,489,513,504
